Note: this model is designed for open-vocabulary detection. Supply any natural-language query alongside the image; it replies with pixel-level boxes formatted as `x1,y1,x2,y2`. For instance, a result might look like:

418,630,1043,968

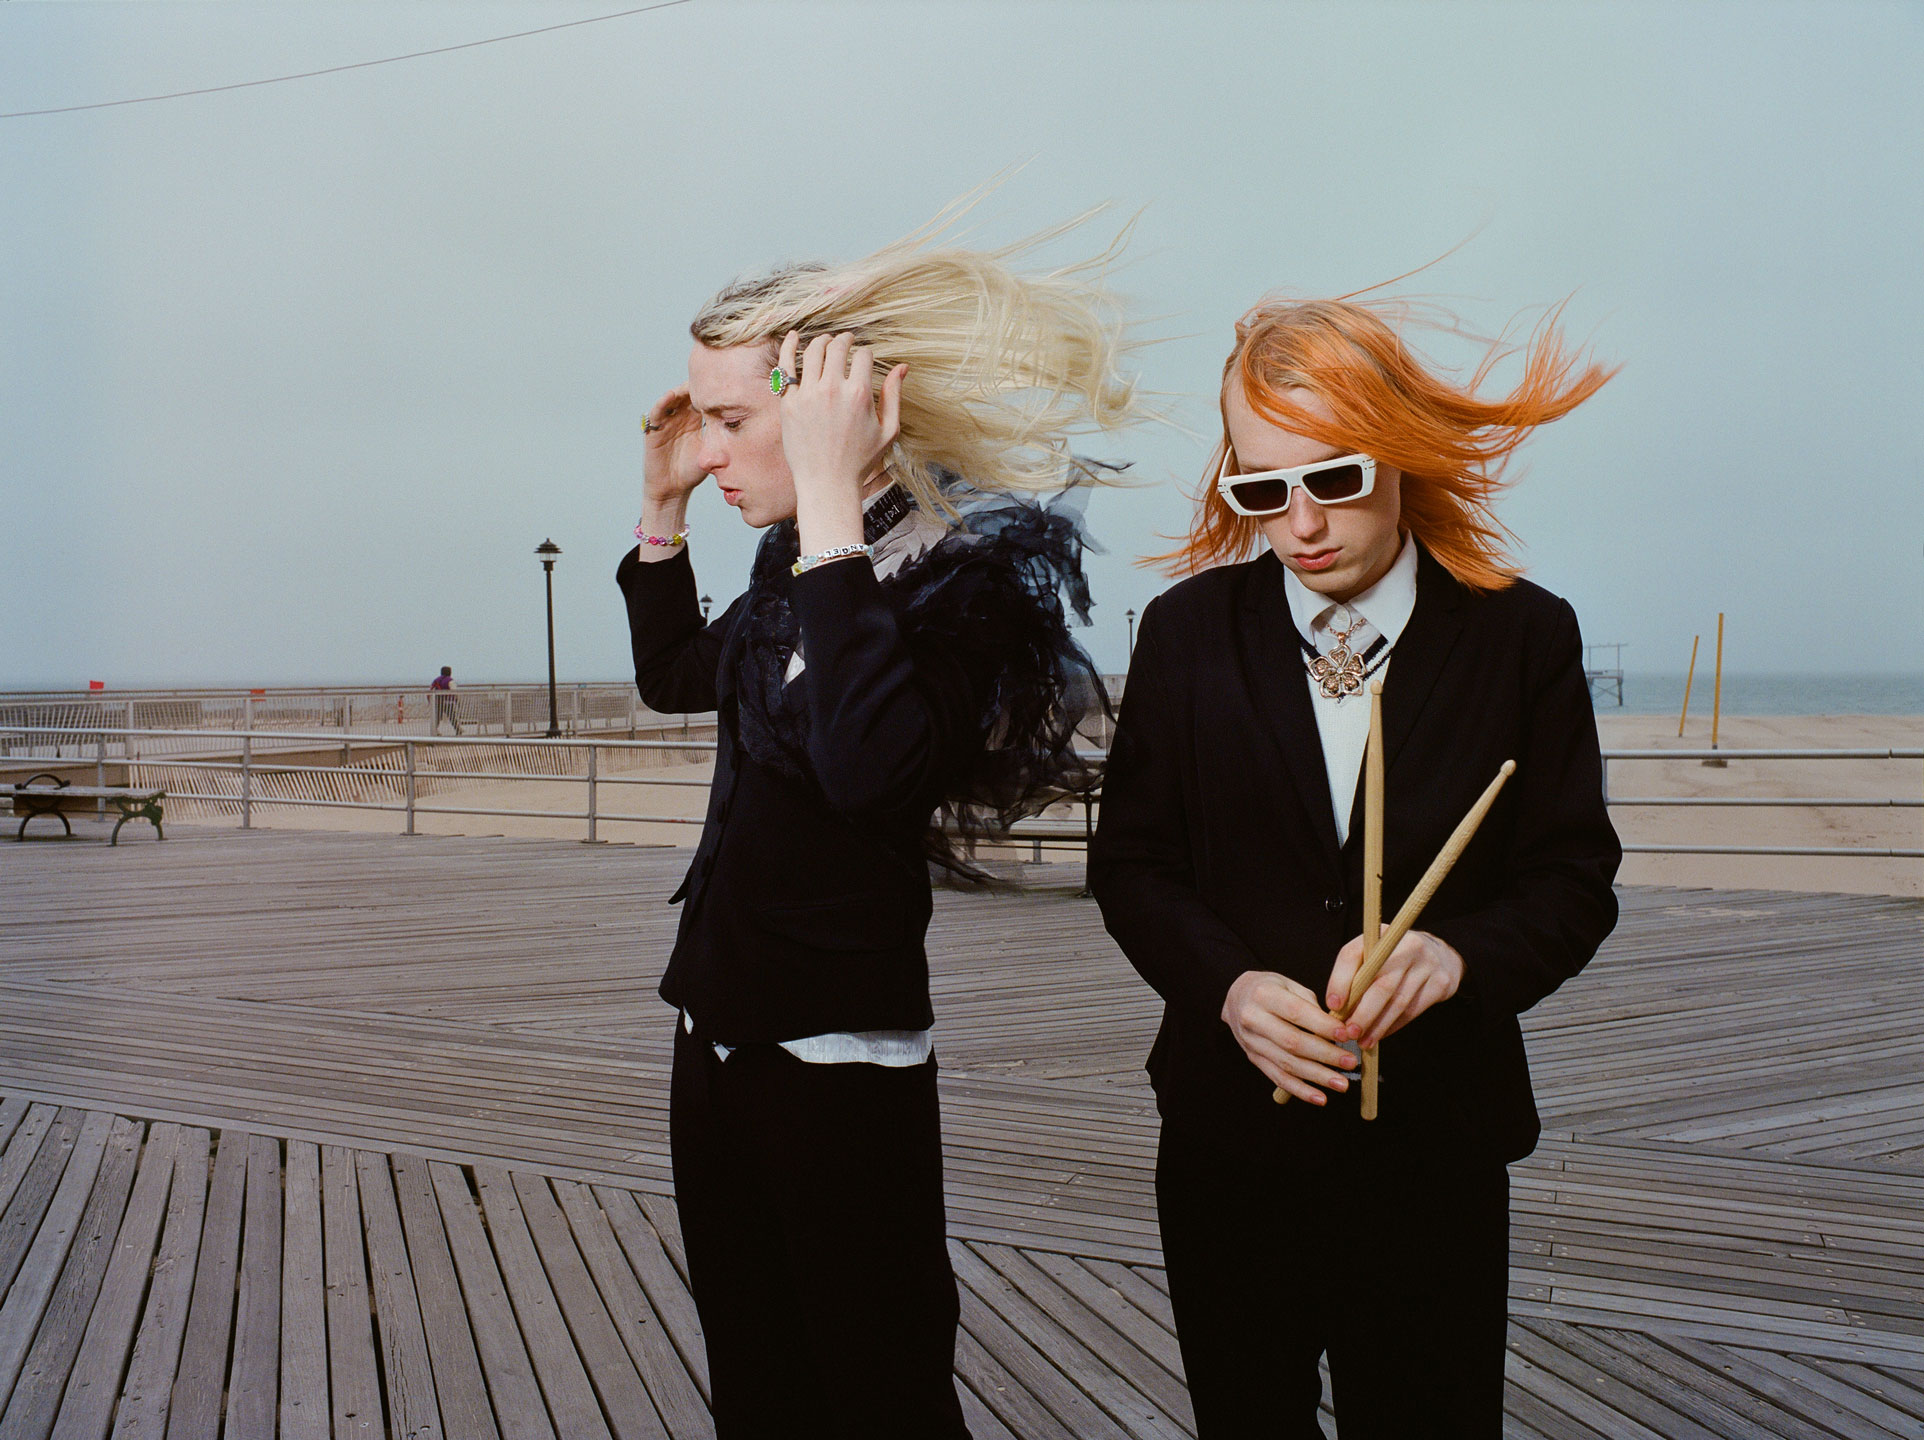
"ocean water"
1597,673,1923,717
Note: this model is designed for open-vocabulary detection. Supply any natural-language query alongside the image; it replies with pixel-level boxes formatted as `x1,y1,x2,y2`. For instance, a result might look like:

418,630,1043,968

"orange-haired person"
1091,297,1623,1436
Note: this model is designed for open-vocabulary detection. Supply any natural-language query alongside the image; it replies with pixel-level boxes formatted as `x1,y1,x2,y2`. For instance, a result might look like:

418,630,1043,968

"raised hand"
633,386,704,564
642,385,705,506
777,331,908,556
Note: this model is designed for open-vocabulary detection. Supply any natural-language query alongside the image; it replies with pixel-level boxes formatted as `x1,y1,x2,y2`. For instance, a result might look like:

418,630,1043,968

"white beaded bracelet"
791,543,873,577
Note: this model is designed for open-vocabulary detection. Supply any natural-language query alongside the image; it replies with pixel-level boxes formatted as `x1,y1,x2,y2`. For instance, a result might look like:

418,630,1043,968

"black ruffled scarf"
726,477,1109,878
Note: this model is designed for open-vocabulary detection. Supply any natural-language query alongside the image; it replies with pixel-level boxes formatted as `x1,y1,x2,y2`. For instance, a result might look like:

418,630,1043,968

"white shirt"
1280,534,1419,845
699,485,947,1067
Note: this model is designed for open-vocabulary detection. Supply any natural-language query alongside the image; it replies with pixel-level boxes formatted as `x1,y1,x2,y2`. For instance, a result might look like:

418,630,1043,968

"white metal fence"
3,726,1919,862
0,683,679,764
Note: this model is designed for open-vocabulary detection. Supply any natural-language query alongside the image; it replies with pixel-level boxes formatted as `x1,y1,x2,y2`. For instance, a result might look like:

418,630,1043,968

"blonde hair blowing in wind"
688,215,1146,514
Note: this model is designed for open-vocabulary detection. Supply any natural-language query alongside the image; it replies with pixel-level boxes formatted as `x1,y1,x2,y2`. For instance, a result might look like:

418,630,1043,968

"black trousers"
1156,1096,1509,1439
669,1022,971,1440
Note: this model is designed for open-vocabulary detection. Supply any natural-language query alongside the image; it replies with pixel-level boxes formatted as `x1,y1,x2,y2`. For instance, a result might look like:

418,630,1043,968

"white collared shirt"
1279,534,1419,845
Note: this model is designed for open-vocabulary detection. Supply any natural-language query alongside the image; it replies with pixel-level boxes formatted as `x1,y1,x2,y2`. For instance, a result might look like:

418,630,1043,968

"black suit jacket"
618,545,984,1044
1089,545,1620,1163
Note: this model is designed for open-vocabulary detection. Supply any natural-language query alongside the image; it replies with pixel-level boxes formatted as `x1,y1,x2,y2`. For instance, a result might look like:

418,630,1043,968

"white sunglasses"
1215,448,1377,517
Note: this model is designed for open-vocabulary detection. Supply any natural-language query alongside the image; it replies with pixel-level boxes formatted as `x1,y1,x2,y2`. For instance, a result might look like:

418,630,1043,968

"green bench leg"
16,805,72,841
110,798,165,846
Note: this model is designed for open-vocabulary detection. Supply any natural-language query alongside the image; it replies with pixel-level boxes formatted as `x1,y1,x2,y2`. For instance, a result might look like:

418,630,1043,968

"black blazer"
1089,545,1620,1163
618,546,982,1044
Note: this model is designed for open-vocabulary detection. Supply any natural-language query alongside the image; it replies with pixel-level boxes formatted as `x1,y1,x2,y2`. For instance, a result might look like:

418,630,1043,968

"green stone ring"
769,366,794,396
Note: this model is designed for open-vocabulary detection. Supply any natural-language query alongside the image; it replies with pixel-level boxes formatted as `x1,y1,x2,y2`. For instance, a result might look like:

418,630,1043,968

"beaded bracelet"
791,543,872,577
634,521,688,548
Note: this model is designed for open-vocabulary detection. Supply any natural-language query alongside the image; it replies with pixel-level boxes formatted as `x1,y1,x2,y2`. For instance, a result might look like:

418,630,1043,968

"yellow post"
1678,635,1699,739
1711,613,1725,750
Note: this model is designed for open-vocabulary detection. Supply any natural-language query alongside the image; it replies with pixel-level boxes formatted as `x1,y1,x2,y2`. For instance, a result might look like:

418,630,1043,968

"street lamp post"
1126,608,1137,658
536,539,562,737
701,594,714,623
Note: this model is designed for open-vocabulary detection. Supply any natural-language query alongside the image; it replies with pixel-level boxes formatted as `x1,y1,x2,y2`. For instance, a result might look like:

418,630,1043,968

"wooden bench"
2,774,166,844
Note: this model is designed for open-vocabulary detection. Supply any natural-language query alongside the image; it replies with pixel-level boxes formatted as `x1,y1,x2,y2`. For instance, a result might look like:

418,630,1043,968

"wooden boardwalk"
0,824,1919,1438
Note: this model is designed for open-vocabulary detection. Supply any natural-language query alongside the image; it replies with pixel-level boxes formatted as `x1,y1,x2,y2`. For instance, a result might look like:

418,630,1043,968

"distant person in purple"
429,666,463,735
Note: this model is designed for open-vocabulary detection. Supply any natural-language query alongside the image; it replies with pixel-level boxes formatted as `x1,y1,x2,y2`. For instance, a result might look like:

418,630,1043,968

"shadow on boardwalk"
0,825,1919,1437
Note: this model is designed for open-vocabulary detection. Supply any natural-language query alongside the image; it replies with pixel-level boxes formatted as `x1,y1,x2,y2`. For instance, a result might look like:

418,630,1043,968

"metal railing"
1600,748,1922,858
3,727,1919,862
0,682,669,760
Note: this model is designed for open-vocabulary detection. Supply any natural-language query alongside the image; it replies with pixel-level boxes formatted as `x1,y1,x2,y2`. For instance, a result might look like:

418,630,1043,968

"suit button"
1324,896,1345,915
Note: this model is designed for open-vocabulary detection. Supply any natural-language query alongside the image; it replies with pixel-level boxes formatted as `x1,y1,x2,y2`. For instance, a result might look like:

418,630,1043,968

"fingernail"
1333,1077,1348,1090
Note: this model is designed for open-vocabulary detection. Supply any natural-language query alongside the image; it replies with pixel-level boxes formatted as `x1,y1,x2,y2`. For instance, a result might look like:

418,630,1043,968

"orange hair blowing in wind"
1155,298,1616,590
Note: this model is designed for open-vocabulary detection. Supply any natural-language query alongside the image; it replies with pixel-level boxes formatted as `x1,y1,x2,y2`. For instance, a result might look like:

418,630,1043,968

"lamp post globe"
700,594,713,623
535,540,562,737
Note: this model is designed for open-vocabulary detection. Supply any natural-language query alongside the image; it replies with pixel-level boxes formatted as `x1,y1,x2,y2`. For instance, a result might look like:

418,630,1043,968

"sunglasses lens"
1227,478,1293,513
1304,463,1365,502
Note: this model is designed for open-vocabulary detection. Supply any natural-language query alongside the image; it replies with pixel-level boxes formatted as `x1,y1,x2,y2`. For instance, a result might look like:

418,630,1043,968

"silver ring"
770,366,794,397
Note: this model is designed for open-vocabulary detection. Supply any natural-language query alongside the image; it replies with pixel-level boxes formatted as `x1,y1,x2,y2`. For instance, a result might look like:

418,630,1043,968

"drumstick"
1274,684,1384,1109
1359,685,1385,1120
1336,759,1515,1022
1271,756,1516,1106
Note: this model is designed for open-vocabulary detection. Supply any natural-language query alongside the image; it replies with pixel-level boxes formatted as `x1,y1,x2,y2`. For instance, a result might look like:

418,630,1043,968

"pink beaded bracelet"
634,521,688,548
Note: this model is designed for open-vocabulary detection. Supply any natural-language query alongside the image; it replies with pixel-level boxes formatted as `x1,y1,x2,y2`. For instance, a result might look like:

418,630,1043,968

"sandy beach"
1594,712,1921,896
168,713,1921,897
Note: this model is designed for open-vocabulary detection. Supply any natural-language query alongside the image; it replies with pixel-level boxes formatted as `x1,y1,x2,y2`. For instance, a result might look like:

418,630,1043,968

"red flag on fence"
88,680,104,690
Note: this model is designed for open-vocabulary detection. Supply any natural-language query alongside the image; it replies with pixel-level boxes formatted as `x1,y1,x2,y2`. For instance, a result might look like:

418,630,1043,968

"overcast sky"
4,0,1920,687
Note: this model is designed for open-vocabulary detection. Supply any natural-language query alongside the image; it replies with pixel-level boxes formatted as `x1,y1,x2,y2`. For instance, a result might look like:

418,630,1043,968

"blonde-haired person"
1091,296,1622,1437
619,229,1140,1438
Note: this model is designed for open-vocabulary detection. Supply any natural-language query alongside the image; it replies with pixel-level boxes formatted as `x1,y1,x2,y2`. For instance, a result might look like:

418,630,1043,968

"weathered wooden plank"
0,1105,31,1164
510,1172,664,1440
391,1154,498,1440
953,1322,1077,1440
226,1133,283,1438
0,1109,84,1302
951,1254,1137,1440
1671,1342,1912,1440
552,1181,708,1439
974,1242,1192,1429
322,1144,381,1440
628,1196,688,1285
1736,1348,1924,1434
428,1163,555,1440
279,1140,328,1440
167,1128,249,1440
0,1108,59,1234
1024,1251,1184,1384
108,1126,209,1440
0,1109,118,1401
1581,1329,1864,1440
354,1150,442,1440
1809,1357,1924,1420
955,1379,1022,1440
472,1167,611,1440
50,1122,181,1440
1504,1320,1724,1440
952,1240,1188,1440
589,1188,708,1405
0,1114,141,1439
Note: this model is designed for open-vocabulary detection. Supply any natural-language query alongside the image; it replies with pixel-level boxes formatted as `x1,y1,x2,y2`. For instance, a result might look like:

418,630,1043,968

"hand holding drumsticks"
1270,735,1517,1109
